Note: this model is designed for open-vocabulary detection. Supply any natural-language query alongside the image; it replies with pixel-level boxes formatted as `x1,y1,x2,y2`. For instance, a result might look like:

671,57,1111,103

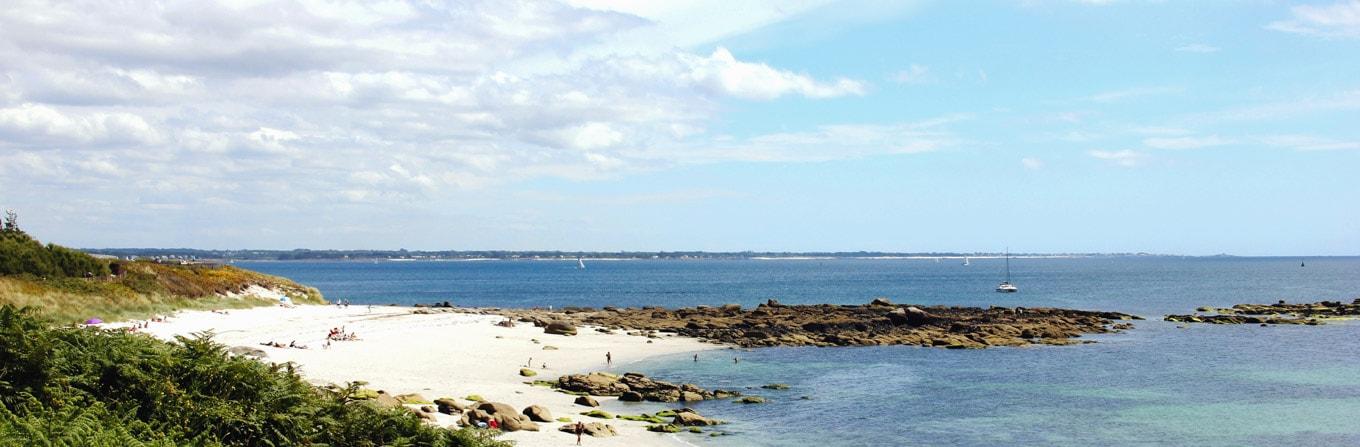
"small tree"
2,210,17,233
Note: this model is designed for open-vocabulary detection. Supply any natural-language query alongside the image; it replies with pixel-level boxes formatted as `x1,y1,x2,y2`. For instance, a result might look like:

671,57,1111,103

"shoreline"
107,304,724,447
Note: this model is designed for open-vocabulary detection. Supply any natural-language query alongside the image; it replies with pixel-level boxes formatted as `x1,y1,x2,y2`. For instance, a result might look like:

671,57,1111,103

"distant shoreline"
78,249,1346,263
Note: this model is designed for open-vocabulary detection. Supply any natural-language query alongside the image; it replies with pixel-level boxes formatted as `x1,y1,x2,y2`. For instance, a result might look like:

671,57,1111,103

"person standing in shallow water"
574,421,585,445
694,353,699,362
605,351,612,367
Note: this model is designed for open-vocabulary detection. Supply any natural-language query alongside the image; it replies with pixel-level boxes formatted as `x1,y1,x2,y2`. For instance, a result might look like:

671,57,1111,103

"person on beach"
694,353,699,362
574,421,585,445
605,352,612,367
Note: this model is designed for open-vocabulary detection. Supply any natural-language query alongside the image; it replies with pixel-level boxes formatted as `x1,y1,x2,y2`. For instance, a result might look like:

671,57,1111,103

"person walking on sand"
574,421,585,445
605,351,612,367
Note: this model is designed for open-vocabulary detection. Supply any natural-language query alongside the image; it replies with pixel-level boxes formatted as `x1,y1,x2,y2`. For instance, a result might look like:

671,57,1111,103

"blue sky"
0,0,1357,255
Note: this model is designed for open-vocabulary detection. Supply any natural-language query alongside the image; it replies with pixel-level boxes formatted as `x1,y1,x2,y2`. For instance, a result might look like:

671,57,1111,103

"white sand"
112,305,723,447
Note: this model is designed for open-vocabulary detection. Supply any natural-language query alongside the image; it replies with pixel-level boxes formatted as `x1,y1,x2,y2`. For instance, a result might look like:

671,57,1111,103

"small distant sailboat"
577,257,586,269
1300,260,1306,267
996,249,1018,293
962,257,970,266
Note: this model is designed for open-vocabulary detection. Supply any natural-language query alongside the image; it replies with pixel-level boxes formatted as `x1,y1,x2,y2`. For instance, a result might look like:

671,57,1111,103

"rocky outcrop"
544,321,577,336
574,395,600,407
433,398,465,414
1165,299,1359,325
556,372,734,402
460,402,540,432
522,405,554,422
672,408,723,426
489,298,1139,348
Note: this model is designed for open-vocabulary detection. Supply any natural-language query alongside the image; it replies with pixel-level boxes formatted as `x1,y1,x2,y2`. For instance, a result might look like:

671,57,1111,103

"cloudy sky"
1,0,1357,255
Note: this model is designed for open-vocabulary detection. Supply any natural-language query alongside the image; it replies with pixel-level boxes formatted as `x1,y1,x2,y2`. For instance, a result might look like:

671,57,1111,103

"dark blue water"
239,257,1360,446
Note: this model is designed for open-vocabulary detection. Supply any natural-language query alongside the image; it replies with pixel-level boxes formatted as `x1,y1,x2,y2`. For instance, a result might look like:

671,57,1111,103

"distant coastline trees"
0,210,111,278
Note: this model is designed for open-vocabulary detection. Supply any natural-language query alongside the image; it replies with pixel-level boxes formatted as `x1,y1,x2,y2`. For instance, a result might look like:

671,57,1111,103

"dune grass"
0,263,324,324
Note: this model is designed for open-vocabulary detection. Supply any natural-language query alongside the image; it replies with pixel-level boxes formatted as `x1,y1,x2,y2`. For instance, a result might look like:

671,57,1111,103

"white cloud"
680,48,866,100
1143,135,1231,150
1021,157,1044,170
0,0,875,222
1175,43,1220,53
1267,1,1360,38
0,103,161,147
1089,149,1147,167
892,64,930,84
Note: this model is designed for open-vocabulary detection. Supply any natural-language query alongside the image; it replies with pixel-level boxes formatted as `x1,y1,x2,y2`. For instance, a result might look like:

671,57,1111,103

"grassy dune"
0,262,324,324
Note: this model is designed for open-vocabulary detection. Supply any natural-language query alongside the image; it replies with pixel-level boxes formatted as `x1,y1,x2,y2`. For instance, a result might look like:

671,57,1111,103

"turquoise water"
239,257,1360,446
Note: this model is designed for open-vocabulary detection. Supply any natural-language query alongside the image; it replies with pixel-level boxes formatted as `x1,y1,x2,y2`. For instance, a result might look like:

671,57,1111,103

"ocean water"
239,257,1360,446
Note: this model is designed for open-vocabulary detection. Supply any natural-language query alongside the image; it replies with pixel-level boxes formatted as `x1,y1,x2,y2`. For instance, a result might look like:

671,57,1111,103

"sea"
239,257,1360,446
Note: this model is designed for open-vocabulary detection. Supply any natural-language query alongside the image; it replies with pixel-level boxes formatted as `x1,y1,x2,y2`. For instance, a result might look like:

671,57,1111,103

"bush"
0,305,509,447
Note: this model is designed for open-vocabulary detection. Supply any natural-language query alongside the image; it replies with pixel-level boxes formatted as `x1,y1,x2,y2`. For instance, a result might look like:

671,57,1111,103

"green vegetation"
0,211,323,323
618,413,666,424
464,395,485,402
0,211,109,279
580,410,614,419
646,424,680,433
556,417,572,423
0,305,508,446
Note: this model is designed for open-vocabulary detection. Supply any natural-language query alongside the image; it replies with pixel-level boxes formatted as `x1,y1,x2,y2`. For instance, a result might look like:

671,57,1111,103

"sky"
0,0,1357,255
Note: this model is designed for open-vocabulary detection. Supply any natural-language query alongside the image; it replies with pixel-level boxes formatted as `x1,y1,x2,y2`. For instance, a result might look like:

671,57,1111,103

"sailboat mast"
1004,248,1011,282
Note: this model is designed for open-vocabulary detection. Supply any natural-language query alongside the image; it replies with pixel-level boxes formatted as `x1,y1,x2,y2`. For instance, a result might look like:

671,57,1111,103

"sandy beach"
110,305,722,447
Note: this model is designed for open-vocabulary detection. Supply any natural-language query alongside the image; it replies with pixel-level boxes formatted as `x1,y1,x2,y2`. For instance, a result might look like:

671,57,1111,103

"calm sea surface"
240,257,1360,446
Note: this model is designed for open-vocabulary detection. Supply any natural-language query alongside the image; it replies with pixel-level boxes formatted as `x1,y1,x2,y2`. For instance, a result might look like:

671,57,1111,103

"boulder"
475,402,518,418
735,396,766,404
519,368,537,377
395,393,429,404
761,383,790,390
545,321,577,336
680,391,704,402
227,346,267,358
558,422,617,438
501,415,540,432
373,391,402,408
619,391,644,402
673,410,722,426
869,297,893,306
433,398,465,414
574,396,600,407
558,372,629,396
460,408,492,427
522,405,554,422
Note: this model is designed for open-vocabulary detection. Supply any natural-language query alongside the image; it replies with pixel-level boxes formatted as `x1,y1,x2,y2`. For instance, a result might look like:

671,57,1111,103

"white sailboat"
577,257,586,269
962,256,970,266
996,249,1017,293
